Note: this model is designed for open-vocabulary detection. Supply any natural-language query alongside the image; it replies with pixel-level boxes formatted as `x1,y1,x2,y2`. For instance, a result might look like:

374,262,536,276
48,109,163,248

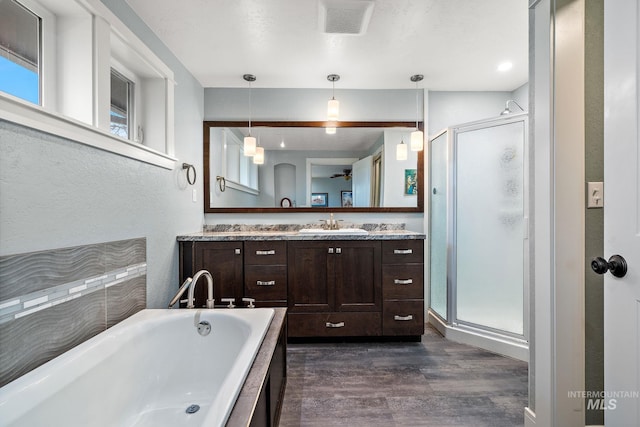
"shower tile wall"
0,238,147,387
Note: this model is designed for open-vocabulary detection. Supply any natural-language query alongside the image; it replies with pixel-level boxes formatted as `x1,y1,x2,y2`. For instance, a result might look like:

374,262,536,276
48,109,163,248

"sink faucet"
328,213,340,230
167,269,215,309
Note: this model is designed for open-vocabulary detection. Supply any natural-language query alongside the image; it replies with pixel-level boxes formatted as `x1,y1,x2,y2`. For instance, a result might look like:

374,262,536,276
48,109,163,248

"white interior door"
603,0,640,424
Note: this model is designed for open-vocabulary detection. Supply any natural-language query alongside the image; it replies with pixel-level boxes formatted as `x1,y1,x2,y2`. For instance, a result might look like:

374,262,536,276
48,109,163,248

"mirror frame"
204,120,424,213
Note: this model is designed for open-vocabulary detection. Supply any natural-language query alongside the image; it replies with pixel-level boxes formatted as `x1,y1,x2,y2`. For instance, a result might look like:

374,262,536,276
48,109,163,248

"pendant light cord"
415,81,419,130
248,80,252,135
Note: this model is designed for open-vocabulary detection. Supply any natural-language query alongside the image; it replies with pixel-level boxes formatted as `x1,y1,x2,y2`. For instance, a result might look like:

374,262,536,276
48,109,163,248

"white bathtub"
0,308,275,427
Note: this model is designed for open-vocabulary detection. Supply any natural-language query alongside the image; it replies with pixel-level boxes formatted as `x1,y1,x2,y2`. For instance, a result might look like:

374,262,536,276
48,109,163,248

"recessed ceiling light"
497,61,513,72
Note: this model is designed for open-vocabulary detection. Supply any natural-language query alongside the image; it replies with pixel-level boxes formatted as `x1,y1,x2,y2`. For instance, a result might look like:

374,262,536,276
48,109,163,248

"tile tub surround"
280,325,528,427
180,224,425,242
0,238,146,387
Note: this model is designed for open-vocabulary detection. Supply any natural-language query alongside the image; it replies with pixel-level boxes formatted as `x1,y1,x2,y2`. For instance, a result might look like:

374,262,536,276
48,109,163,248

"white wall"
0,0,204,309
428,91,517,137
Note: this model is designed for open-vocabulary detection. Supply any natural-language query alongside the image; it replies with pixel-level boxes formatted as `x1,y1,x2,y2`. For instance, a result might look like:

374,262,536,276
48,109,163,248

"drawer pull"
255,250,276,256
325,321,345,328
256,280,276,286
394,249,413,254
394,279,413,285
394,315,414,321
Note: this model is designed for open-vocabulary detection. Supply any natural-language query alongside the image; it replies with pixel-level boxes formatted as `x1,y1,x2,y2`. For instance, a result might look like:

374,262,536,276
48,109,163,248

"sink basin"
298,228,368,235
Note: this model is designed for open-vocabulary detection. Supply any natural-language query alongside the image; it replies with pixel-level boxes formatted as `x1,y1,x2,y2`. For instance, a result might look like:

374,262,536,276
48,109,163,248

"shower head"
501,100,525,115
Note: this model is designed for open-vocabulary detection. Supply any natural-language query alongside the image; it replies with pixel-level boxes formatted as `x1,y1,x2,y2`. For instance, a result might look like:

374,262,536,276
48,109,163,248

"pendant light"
396,136,408,161
243,74,256,156
253,146,264,164
327,74,340,121
410,74,424,152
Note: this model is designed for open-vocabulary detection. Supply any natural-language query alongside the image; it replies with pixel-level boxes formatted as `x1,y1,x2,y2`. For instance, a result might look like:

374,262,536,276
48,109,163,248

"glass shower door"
429,130,448,320
454,120,525,335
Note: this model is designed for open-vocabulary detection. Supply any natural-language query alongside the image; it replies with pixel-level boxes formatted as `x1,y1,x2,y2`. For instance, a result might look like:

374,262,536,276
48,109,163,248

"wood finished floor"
279,325,528,427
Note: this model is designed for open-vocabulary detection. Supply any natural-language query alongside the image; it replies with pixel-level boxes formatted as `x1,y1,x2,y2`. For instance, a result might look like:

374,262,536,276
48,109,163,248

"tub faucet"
188,270,215,309
167,270,214,309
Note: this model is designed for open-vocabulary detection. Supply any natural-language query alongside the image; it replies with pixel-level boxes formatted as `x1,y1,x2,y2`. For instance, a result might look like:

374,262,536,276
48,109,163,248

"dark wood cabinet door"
334,241,382,312
287,241,333,312
193,242,243,306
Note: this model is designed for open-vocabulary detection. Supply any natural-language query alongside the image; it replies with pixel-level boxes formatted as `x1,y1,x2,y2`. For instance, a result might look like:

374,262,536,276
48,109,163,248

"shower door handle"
591,255,627,278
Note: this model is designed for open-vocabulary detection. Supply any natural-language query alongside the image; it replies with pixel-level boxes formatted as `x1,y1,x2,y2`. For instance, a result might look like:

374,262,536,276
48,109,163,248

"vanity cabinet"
287,240,382,337
381,240,425,336
178,236,424,339
181,241,244,307
244,241,288,307
180,241,287,308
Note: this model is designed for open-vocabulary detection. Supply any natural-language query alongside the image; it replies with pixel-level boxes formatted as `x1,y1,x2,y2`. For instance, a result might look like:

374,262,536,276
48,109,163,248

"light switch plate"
587,182,604,208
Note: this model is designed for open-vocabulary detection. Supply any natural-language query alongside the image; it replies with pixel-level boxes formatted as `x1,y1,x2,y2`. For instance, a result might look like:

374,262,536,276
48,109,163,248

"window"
0,0,40,104
110,69,134,140
0,0,176,169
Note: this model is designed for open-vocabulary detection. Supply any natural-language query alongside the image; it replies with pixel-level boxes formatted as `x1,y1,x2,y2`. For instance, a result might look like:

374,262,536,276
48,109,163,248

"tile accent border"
0,238,147,387
0,263,146,323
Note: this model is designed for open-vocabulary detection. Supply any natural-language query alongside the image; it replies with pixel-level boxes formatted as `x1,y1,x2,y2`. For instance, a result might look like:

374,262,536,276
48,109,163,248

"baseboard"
427,310,529,361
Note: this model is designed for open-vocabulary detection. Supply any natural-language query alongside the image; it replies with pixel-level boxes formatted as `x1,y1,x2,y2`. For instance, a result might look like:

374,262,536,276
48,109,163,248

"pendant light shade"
327,98,339,121
253,146,264,164
410,74,424,152
396,138,408,161
410,129,424,151
243,74,256,156
327,74,340,121
244,135,256,156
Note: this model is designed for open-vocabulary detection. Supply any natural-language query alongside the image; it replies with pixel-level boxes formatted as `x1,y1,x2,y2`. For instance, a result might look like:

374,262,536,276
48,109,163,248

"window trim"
0,0,177,170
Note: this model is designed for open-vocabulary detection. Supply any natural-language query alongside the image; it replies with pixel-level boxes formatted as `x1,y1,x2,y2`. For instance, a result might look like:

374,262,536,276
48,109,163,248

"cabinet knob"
336,247,342,254
235,248,241,255
328,248,334,254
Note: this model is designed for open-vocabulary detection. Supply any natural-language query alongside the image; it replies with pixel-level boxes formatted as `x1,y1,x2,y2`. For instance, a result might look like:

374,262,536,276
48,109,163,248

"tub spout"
187,270,215,309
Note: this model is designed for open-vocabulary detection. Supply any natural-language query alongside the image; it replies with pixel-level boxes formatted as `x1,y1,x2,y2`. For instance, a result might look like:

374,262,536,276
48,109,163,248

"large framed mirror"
204,121,423,213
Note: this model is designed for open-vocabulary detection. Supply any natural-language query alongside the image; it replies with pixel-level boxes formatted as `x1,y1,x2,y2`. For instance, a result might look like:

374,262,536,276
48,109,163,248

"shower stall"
428,113,529,360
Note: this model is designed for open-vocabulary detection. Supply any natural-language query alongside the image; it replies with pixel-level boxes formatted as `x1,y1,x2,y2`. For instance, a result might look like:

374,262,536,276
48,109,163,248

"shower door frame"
429,113,530,349
447,113,529,342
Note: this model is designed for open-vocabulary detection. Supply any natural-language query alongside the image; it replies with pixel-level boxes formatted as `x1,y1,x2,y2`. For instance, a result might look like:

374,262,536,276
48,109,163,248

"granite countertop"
177,224,425,241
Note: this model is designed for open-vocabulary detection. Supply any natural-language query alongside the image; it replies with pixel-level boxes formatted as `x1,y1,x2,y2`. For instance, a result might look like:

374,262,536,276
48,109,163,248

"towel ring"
216,176,226,192
182,163,196,185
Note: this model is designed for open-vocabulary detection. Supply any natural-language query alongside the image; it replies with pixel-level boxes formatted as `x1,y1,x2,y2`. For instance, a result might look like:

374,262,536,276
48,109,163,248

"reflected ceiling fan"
330,169,352,180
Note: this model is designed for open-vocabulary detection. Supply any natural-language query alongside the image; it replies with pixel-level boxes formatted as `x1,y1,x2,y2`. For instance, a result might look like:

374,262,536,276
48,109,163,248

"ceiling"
126,0,528,91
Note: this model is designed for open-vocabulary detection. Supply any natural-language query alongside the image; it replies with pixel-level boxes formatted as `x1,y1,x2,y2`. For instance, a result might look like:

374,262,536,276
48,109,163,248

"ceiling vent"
318,0,375,35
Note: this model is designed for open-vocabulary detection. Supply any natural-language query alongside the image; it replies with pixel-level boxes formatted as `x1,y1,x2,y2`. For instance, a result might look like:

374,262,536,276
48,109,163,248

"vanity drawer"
288,312,381,337
244,265,287,300
244,241,287,265
382,300,424,336
382,264,424,300
381,240,424,264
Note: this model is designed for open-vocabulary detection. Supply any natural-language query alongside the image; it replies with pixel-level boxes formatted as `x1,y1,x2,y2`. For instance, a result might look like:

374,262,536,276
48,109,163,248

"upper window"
0,0,40,105
110,69,134,140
